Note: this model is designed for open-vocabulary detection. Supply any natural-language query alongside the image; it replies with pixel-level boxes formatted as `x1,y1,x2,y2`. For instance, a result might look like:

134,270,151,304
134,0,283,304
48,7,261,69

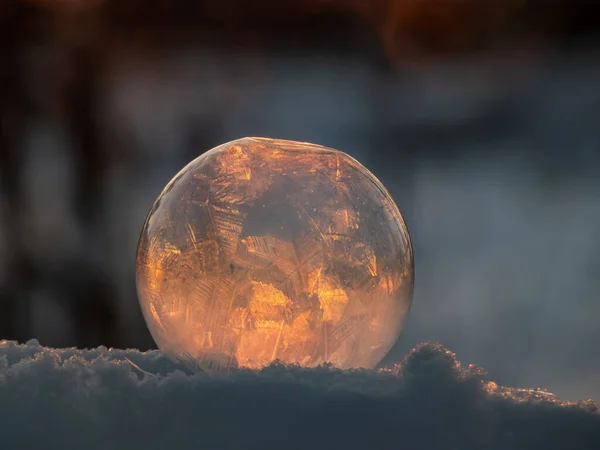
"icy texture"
136,138,413,371
0,339,598,450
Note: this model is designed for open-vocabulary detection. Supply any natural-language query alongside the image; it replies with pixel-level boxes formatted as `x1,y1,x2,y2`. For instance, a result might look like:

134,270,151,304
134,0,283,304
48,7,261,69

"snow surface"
0,339,598,450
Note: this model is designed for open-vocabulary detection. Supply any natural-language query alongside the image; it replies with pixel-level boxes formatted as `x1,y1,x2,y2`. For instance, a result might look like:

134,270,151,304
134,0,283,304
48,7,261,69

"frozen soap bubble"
136,138,414,372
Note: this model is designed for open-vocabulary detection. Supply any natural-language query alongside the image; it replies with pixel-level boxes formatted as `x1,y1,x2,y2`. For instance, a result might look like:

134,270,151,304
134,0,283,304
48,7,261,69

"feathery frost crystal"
136,138,413,371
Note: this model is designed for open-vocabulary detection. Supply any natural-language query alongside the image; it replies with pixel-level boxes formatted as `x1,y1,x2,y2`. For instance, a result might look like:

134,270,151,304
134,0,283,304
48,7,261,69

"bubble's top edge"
239,137,340,153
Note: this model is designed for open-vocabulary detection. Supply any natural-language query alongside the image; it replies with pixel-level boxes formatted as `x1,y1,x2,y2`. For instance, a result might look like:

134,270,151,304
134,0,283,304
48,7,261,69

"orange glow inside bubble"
136,137,413,372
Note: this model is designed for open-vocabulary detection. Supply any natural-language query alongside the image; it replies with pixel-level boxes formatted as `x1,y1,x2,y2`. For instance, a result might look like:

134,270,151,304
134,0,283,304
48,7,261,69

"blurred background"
1,0,599,400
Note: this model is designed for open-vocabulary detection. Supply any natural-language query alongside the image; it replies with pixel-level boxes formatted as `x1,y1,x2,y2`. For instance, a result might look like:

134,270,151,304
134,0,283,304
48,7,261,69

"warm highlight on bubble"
136,138,413,372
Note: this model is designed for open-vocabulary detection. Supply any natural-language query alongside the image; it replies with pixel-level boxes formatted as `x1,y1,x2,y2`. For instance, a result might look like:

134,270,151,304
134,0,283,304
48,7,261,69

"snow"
0,339,597,449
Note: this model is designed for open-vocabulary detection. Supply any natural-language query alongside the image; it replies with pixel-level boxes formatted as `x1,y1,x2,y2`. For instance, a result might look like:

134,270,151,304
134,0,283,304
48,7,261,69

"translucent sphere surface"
136,138,413,371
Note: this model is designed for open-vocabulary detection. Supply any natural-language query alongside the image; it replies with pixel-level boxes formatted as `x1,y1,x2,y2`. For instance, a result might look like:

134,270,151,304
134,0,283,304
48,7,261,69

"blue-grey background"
1,0,599,401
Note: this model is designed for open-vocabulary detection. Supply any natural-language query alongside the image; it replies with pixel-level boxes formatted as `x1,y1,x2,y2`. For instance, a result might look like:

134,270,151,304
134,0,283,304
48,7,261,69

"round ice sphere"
136,137,413,371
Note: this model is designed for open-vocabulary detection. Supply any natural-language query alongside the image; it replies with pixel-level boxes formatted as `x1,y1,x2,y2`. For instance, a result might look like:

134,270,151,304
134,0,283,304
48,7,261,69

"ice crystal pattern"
136,138,414,372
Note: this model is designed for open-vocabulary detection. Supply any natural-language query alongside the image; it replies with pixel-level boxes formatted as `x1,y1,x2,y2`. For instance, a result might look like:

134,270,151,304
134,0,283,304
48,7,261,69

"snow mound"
0,340,598,449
